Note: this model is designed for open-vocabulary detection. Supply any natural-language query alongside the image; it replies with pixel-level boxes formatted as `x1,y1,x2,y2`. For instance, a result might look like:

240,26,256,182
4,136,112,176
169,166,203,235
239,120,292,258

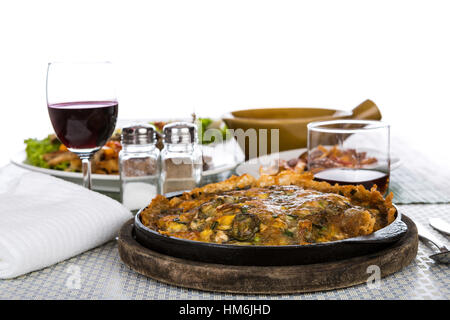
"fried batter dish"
140,171,396,245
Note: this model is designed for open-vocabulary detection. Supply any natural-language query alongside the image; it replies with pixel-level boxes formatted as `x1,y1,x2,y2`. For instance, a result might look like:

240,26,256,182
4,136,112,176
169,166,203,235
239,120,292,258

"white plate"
13,118,245,192
11,150,241,193
236,148,401,178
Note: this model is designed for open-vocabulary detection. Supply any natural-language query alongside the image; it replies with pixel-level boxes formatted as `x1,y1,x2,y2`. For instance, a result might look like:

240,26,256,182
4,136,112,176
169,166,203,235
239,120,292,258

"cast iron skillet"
134,192,408,266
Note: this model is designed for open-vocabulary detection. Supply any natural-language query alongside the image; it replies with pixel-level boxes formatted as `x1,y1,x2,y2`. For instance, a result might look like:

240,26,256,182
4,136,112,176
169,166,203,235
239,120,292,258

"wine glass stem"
81,156,92,189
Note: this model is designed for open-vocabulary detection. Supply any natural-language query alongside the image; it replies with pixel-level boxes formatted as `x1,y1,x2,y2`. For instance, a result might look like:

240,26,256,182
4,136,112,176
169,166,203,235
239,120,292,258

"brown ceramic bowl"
222,99,382,159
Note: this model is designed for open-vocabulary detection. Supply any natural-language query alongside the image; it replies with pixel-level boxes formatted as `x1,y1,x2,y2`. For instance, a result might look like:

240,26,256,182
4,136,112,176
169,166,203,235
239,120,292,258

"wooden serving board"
118,215,418,294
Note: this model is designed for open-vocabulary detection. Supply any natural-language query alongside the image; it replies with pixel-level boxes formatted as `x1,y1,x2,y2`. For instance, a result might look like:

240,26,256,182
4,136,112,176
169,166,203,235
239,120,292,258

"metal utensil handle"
429,218,450,236
416,222,448,252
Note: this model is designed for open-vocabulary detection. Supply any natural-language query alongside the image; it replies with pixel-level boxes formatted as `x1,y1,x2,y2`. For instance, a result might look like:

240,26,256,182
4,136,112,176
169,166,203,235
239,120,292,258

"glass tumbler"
307,120,390,195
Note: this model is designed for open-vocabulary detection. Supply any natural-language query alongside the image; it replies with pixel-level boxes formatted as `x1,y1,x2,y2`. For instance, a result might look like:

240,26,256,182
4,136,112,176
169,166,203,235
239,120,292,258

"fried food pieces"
140,171,396,245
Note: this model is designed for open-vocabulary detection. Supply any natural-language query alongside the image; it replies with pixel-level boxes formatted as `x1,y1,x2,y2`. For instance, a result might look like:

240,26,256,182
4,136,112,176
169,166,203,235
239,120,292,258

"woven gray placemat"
1,203,449,300
390,138,450,204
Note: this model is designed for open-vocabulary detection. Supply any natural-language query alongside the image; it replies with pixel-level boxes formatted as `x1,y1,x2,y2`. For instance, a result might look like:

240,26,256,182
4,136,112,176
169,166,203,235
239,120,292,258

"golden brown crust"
188,174,257,196
140,171,396,245
183,171,395,226
254,171,396,227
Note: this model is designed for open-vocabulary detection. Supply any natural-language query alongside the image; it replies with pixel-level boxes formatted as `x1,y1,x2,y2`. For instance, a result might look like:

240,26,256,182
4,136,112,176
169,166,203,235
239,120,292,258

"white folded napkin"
0,165,132,279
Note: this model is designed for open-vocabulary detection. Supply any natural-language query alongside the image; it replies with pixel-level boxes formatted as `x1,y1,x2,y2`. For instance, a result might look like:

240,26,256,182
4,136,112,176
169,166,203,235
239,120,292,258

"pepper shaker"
160,122,202,194
119,124,160,212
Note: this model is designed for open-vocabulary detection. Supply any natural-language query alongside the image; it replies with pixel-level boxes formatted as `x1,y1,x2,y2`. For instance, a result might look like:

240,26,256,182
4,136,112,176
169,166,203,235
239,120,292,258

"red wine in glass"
48,101,118,151
46,61,118,190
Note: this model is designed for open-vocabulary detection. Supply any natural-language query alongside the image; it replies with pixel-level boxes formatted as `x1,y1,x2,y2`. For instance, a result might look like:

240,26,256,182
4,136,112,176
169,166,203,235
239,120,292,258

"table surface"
1,138,450,300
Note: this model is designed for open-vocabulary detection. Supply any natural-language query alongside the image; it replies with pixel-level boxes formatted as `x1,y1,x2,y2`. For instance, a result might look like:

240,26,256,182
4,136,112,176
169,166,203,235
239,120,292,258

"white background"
1,0,449,167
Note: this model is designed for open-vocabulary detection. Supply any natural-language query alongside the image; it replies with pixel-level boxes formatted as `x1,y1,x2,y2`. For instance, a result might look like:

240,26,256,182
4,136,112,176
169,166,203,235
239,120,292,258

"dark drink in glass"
48,101,118,150
307,120,390,196
46,62,118,189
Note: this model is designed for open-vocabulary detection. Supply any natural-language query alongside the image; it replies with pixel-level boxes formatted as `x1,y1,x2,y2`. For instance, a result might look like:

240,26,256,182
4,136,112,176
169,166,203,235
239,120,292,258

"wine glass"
307,120,390,195
46,62,118,189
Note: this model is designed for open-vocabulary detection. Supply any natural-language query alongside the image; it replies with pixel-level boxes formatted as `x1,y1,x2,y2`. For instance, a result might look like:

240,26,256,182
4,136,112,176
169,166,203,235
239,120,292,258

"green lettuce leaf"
198,118,229,145
24,135,61,168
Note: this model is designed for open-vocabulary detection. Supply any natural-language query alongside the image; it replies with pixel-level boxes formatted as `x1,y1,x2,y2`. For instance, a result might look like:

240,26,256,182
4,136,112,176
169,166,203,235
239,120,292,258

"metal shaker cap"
121,124,157,145
163,122,197,144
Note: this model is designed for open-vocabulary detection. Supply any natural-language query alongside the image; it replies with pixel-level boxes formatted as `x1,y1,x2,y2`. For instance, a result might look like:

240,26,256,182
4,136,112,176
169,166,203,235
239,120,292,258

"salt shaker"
119,124,160,212
161,122,202,194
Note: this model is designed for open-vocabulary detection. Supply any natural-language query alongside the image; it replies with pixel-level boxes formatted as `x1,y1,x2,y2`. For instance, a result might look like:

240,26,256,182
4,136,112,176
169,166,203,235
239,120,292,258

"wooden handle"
351,99,382,120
